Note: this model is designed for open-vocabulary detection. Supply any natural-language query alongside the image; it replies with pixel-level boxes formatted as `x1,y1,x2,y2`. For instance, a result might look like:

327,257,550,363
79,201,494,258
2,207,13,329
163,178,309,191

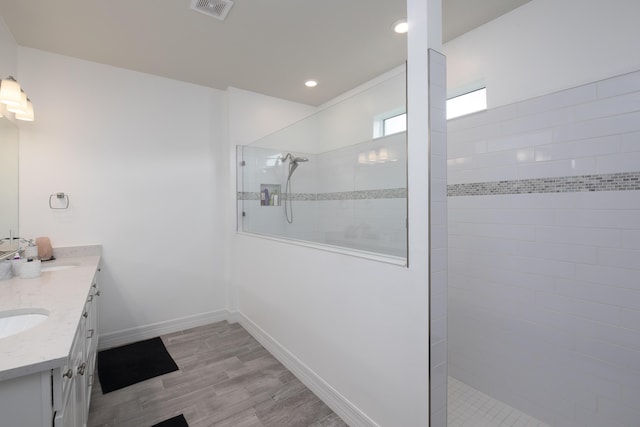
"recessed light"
305,80,318,88
393,19,408,34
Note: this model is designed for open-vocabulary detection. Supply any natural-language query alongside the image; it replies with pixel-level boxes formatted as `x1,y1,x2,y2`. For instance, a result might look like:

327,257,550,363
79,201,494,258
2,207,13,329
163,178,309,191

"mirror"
0,117,19,259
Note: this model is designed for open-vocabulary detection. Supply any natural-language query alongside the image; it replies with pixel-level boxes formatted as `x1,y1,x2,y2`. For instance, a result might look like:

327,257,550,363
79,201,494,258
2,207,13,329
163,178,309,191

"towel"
36,237,53,261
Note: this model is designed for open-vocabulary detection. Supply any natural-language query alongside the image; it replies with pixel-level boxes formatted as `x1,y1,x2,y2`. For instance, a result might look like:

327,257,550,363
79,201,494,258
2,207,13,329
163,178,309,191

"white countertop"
0,255,101,382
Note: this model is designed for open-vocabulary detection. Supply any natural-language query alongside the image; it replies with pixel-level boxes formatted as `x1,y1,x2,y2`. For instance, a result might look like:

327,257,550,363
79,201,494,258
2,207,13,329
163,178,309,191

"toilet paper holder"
49,192,70,209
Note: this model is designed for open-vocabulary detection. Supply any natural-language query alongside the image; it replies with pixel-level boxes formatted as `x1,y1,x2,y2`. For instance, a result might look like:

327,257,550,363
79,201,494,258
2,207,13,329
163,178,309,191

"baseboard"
236,312,380,427
226,310,240,324
98,309,229,350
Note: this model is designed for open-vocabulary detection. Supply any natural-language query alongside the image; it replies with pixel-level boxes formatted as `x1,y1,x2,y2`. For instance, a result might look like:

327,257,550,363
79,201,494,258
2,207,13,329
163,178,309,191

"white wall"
228,234,430,426
443,0,640,109
227,87,317,147
447,68,640,427
252,67,406,154
17,48,229,343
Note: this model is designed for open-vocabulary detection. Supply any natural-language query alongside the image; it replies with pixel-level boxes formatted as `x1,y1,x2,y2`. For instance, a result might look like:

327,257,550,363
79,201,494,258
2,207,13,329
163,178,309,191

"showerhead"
288,162,299,179
286,156,309,180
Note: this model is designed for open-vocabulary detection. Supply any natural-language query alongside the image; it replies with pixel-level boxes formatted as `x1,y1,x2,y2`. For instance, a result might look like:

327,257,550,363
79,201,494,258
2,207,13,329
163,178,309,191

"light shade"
15,99,35,122
7,91,28,115
0,77,23,106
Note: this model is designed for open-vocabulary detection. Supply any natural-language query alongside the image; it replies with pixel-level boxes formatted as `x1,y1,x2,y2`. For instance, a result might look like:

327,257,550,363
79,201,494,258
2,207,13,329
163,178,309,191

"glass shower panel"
237,68,407,261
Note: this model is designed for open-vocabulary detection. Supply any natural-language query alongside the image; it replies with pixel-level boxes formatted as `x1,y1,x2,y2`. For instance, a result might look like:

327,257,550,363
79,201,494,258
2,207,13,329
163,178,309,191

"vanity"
0,253,101,427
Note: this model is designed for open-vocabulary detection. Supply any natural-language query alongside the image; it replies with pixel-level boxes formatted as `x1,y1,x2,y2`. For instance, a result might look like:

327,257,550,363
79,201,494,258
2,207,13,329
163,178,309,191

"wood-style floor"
88,321,348,427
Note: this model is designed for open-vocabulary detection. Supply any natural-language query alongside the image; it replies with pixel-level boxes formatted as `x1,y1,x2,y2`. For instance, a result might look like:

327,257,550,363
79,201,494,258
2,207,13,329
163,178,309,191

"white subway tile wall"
430,49,449,427
447,69,640,427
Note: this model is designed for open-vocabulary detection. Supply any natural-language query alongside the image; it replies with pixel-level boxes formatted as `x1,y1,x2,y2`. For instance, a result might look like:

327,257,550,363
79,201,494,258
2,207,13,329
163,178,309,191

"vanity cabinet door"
62,380,80,427
54,313,85,427
0,371,53,427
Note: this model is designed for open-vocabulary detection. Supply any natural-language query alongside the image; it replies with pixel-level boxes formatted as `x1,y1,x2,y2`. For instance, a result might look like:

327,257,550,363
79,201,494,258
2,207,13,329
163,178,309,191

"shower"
280,153,309,223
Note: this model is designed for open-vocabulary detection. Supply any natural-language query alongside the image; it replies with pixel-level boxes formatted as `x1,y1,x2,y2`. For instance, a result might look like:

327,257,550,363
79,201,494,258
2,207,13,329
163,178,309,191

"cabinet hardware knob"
87,329,94,339
63,369,73,379
92,283,97,288
78,362,87,376
96,291,101,296
83,311,88,318
97,268,101,272
87,295,94,302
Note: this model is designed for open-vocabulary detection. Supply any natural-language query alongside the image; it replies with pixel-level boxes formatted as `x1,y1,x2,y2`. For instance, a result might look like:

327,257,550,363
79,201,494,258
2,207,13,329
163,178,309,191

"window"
383,113,407,136
373,87,487,138
447,87,487,120
374,110,407,138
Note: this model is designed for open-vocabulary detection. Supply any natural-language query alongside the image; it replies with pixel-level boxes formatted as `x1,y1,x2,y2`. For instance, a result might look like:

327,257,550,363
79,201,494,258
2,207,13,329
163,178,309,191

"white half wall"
444,0,640,108
17,48,229,340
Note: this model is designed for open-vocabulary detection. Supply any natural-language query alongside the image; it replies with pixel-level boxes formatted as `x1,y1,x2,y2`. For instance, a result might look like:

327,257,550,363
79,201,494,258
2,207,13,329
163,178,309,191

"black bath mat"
97,337,179,393
151,414,189,427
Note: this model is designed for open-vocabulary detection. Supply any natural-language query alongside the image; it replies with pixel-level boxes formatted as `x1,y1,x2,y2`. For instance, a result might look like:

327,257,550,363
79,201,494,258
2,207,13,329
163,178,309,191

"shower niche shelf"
260,184,281,206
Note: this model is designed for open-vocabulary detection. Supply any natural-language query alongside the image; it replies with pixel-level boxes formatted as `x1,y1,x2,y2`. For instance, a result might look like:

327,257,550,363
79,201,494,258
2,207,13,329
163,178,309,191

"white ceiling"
0,0,531,106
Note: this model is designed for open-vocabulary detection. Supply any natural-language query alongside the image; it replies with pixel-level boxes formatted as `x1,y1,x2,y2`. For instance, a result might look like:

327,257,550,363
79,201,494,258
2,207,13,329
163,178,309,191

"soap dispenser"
20,239,42,279
24,239,38,260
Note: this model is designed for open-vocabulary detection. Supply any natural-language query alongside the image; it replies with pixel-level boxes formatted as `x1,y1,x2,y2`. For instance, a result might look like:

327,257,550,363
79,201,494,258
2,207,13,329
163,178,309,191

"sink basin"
0,308,49,339
41,264,76,272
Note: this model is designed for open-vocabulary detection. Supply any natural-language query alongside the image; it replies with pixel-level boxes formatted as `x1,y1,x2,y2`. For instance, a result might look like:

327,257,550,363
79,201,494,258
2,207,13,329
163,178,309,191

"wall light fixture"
0,76,35,121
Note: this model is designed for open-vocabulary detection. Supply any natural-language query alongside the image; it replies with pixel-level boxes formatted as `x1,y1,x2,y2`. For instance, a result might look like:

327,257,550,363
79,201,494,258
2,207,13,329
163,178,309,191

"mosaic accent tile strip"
317,188,407,200
238,188,407,201
237,192,318,201
290,193,318,201
448,172,640,197
239,192,261,200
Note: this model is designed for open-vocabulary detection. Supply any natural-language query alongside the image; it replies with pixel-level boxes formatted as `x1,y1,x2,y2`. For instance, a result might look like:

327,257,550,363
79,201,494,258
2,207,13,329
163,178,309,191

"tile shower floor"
448,377,551,427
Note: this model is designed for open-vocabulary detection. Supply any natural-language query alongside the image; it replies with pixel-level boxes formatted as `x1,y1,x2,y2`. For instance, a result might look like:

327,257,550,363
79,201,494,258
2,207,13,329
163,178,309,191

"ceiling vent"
190,0,234,21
